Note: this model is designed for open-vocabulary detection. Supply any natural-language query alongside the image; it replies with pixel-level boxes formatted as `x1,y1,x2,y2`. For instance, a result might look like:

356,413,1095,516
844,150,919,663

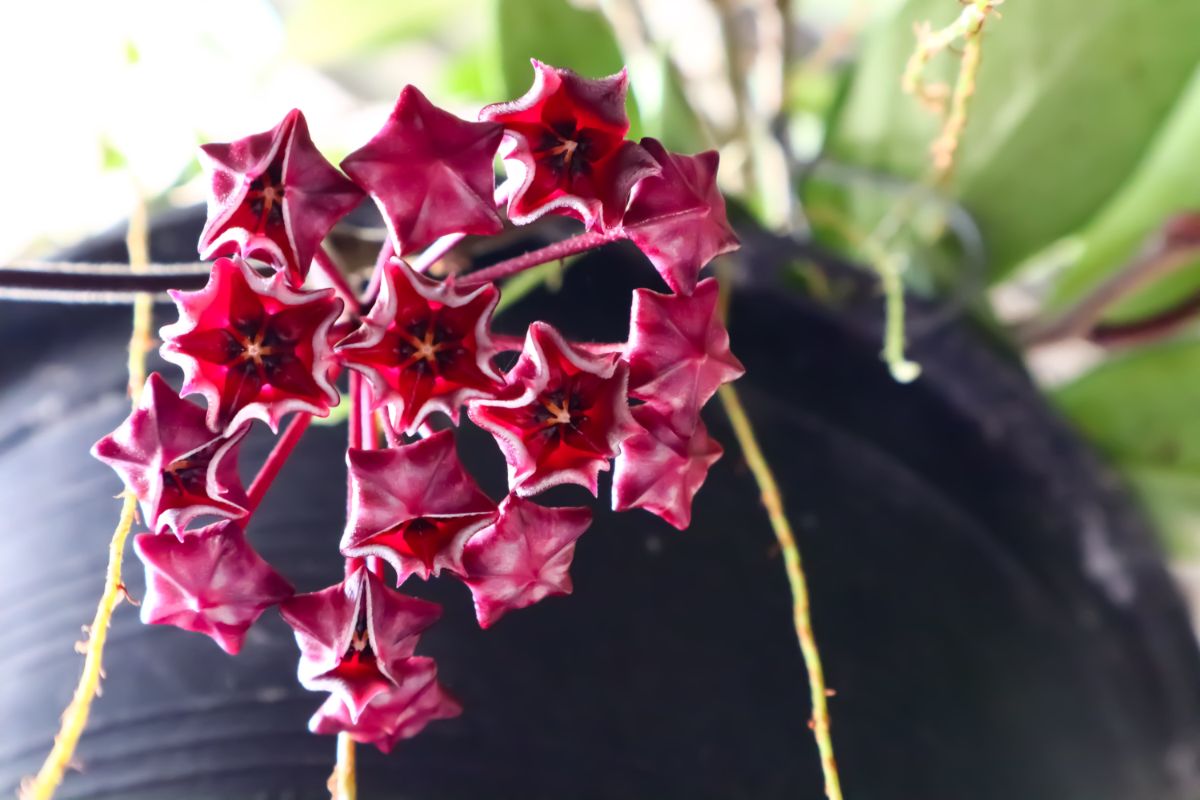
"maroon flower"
161,257,342,433
625,278,744,434
468,322,638,496
91,373,249,536
279,567,441,720
621,139,739,294
341,86,504,255
336,260,501,435
480,59,658,229
134,521,293,655
198,109,364,285
342,430,497,581
309,656,461,752
612,405,723,530
462,495,592,628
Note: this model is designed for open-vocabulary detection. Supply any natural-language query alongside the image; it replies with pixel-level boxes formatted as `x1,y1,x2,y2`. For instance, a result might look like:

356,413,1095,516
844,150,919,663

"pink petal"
342,430,498,580
91,373,249,536
621,139,739,294
612,404,723,530
134,521,292,654
624,277,744,434
468,322,638,496
342,86,504,255
463,495,592,627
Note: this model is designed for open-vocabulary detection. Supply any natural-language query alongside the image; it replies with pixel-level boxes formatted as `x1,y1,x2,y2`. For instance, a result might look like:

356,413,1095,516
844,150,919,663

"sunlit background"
7,0,1200,616
0,0,888,260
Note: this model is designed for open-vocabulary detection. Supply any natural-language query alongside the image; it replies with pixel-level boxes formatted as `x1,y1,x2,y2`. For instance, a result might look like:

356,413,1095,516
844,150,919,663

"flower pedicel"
92,60,744,756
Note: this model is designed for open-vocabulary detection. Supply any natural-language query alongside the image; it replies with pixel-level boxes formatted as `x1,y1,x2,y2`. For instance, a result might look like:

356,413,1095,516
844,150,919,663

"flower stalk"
717,382,844,800
22,194,155,800
459,229,624,287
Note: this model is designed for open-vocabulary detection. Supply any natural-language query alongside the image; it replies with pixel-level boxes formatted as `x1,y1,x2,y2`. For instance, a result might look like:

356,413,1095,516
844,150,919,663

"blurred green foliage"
1056,341,1200,557
825,0,1200,281
278,0,1200,557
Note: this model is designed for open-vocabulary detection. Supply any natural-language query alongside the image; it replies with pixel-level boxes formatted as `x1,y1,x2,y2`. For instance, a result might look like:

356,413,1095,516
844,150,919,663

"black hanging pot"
2,206,1199,800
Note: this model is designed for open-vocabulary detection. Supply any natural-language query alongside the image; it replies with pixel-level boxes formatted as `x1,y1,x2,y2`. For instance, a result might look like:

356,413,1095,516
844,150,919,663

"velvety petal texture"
91,373,249,536
279,567,441,721
308,656,461,752
342,86,504,255
161,257,342,433
463,495,592,628
336,259,501,435
342,430,498,581
621,139,739,294
481,59,658,229
134,521,293,655
612,405,723,530
625,278,745,434
199,109,364,285
468,322,638,496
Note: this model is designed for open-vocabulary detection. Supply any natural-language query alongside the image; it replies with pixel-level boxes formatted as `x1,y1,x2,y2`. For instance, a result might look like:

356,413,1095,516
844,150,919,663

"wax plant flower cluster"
91,60,743,753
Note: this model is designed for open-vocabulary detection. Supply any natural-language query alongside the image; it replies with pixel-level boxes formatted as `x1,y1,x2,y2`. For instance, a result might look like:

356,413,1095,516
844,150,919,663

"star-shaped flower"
342,430,497,581
612,405,723,530
91,373,249,536
161,257,342,434
462,496,592,628
468,322,638,496
625,278,744,434
134,521,293,655
198,109,364,285
620,138,739,294
341,86,504,255
308,656,461,752
279,567,441,721
336,259,501,435
480,59,658,229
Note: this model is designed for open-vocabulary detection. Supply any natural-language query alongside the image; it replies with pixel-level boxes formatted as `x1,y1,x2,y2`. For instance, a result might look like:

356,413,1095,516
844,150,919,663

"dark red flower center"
396,317,466,376
329,606,385,685
370,517,462,572
246,162,286,233
160,445,218,510
535,121,599,181
525,378,608,454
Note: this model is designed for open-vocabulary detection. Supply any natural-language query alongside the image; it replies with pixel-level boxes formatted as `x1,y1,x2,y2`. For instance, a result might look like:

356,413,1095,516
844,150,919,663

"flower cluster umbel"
93,60,742,753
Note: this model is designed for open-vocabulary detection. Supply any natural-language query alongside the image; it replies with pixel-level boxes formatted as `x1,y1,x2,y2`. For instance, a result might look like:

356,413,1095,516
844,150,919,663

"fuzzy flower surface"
469,322,637,496
92,373,249,536
161,257,342,433
279,567,441,721
342,430,498,581
463,495,592,628
621,139,739,294
308,656,461,752
481,59,657,229
612,404,723,530
625,278,744,434
341,86,504,255
336,259,501,435
134,521,293,655
198,109,363,285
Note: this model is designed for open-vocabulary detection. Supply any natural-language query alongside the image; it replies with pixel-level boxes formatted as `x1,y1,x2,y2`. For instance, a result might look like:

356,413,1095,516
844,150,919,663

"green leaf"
1055,339,1200,555
492,0,640,135
825,0,1200,279
632,52,707,153
285,0,469,64
1047,66,1200,316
